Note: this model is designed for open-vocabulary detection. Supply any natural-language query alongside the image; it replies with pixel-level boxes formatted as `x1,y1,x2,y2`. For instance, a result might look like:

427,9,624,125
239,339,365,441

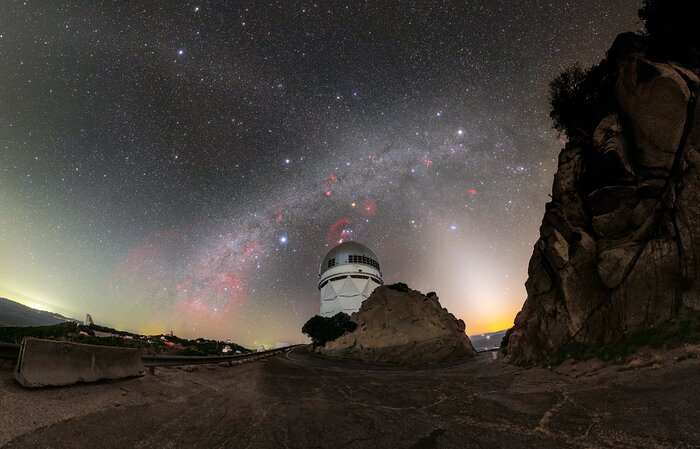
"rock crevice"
504,37,700,364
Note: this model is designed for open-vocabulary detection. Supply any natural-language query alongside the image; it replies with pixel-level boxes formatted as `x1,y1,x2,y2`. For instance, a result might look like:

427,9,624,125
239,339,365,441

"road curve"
283,345,491,373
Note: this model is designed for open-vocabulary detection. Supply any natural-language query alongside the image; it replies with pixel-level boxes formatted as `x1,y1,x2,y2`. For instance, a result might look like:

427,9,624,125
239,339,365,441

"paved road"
0,348,699,448
284,345,492,372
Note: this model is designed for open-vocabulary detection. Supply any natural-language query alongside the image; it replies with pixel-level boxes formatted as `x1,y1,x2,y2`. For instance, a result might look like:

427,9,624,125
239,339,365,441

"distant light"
325,190,332,197
284,158,290,164
194,6,200,11
450,224,457,231
457,129,464,136
177,49,185,56
279,236,288,244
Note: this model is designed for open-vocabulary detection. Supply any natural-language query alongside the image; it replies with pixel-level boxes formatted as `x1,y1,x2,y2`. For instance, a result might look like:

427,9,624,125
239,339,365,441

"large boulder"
504,39,700,364
319,285,476,364
615,57,691,170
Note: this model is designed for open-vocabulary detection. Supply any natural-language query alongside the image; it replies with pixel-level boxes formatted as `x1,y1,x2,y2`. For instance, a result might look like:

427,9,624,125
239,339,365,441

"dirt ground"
1,346,699,449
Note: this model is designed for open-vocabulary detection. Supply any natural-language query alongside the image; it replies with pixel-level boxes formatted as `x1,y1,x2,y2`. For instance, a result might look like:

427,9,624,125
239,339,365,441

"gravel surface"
1,346,699,448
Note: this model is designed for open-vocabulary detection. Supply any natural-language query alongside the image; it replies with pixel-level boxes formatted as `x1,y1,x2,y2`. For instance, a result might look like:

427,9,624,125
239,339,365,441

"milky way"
0,1,642,346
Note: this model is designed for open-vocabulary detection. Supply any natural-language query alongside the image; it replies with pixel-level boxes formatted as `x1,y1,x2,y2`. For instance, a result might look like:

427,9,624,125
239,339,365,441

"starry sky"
0,1,641,347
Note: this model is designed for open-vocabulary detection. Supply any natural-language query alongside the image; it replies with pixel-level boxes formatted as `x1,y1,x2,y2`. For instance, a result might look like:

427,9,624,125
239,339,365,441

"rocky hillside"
0,298,78,327
503,29,700,364
320,285,476,364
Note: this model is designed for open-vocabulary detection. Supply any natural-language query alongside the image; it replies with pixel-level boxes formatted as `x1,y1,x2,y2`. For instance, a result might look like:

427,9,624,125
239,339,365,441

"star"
0,0,644,344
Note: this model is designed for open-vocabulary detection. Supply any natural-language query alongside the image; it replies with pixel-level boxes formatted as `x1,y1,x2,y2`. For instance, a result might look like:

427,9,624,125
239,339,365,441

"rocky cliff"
320,285,476,364
504,33,700,364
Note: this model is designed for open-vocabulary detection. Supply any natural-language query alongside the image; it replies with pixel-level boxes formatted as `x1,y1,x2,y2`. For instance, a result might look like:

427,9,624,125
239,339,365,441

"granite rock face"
319,286,476,364
504,41,700,364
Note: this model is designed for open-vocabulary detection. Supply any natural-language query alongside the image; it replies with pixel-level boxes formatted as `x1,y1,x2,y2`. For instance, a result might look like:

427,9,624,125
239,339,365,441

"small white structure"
83,314,94,326
318,241,383,317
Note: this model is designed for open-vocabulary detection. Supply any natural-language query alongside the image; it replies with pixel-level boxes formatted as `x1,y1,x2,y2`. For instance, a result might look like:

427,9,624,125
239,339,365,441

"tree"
639,0,699,66
302,313,357,348
548,64,588,136
639,0,698,48
548,60,618,139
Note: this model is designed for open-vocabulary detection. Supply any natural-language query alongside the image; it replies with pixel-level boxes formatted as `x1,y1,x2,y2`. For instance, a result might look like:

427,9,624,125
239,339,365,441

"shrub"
0,322,78,343
552,316,700,364
639,0,699,62
302,313,357,347
386,282,409,292
548,61,618,138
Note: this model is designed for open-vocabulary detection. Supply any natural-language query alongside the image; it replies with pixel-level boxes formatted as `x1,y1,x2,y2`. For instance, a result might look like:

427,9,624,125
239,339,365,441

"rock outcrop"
504,36,700,364
319,285,476,364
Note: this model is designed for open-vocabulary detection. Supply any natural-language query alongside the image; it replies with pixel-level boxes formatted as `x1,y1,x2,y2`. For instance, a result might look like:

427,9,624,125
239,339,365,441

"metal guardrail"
142,345,303,367
0,341,303,366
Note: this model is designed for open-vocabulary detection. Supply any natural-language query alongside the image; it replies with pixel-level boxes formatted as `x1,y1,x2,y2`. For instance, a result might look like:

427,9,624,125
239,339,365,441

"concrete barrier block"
14,338,145,388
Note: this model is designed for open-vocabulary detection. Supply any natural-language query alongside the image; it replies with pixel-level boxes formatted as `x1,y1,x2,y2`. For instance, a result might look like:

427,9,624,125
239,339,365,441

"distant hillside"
469,330,506,351
0,321,252,356
0,297,79,327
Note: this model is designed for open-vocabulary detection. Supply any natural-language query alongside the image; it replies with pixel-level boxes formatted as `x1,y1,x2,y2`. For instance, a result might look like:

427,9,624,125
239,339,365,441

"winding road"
0,347,698,448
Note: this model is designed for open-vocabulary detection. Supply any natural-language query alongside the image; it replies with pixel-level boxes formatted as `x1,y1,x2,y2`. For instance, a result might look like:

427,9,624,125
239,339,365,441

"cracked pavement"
0,347,699,448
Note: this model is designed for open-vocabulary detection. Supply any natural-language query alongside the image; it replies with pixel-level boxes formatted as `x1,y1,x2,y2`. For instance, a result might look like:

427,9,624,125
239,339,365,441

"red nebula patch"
241,241,260,259
323,173,339,197
467,188,478,195
360,198,377,216
327,218,352,244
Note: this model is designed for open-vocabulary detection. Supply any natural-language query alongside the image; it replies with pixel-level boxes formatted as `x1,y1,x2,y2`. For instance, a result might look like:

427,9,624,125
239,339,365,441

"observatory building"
318,241,383,317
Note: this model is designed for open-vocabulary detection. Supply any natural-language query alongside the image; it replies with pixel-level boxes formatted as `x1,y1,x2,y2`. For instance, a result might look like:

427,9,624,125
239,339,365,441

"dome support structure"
318,242,383,317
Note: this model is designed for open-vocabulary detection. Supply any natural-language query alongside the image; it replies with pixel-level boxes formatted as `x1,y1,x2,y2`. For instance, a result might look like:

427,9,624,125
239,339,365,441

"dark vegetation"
548,0,698,139
0,322,250,355
302,312,357,348
639,0,700,66
386,282,409,292
552,316,700,365
548,61,619,138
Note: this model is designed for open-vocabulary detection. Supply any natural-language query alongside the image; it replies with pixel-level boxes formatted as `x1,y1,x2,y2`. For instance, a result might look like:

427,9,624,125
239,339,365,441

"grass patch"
553,317,700,365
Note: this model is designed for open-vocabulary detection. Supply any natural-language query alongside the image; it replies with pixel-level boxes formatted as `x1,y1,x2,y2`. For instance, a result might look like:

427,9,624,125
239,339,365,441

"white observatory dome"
318,241,383,317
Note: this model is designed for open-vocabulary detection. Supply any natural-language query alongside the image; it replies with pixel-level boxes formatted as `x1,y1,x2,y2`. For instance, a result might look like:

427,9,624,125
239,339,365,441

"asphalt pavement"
1,347,699,448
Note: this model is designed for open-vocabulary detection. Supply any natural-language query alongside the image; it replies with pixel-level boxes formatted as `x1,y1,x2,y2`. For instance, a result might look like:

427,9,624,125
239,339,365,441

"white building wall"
319,264,382,317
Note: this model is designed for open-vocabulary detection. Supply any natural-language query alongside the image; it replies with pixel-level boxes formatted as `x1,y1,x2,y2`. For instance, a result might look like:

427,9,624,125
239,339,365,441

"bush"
386,282,409,292
302,313,357,348
639,0,699,64
0,322,78,343
552,316,700,364
548,61,618,138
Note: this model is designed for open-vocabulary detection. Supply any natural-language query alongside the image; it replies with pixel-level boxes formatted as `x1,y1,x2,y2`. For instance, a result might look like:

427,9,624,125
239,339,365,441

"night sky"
0,1,641,347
